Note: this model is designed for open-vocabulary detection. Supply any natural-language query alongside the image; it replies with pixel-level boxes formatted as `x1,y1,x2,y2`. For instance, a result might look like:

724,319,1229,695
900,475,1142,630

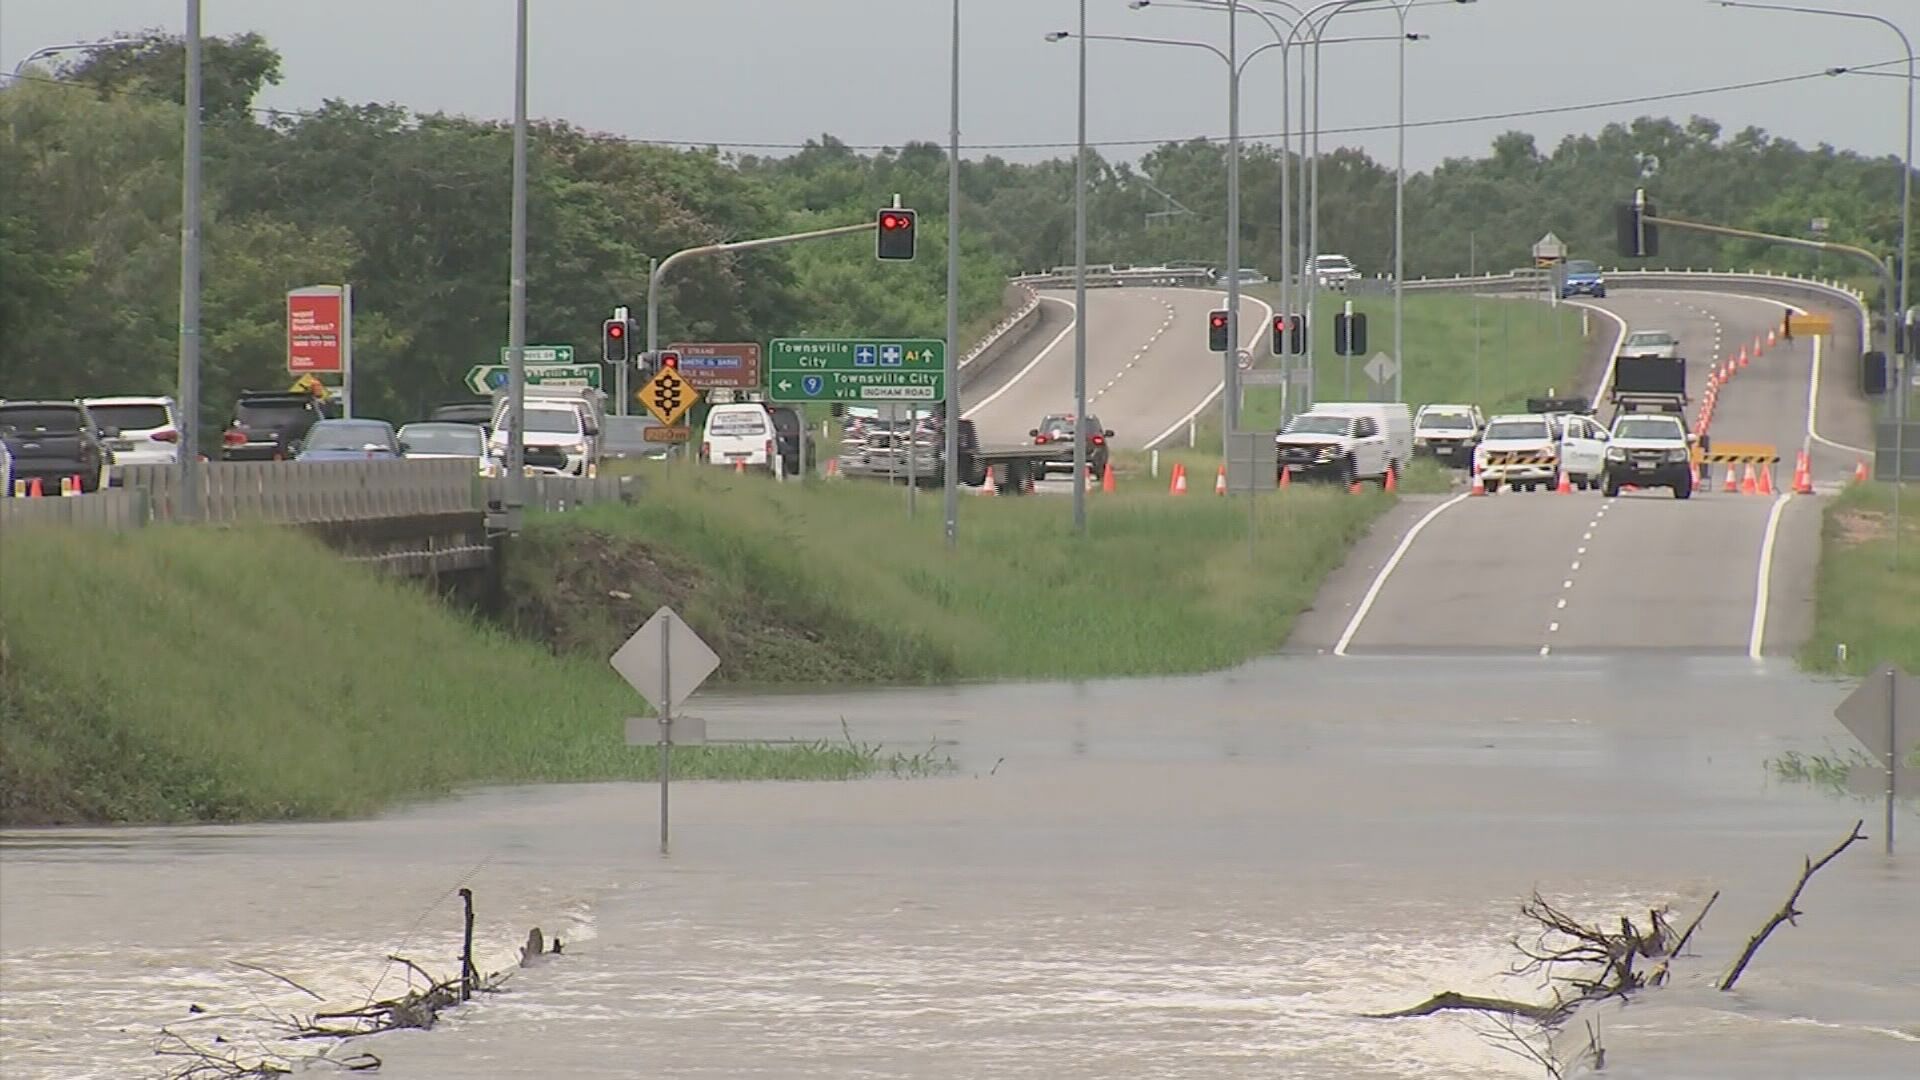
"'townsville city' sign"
768,338,946,404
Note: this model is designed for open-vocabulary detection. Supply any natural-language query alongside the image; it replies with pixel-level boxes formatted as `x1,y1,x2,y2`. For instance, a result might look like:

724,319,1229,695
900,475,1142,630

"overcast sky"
2,1,1912,172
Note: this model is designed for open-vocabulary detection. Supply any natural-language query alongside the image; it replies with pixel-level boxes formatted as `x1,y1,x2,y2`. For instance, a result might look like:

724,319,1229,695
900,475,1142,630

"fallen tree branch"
1719,819,1866,992
226,960,324,1002
1363,990,1560,1023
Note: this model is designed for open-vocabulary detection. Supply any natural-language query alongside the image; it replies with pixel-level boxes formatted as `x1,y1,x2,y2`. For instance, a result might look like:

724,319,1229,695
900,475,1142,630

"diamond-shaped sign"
640,366,699,426
1834,663,1918,765
611,606,720,714
1363,351,1399,386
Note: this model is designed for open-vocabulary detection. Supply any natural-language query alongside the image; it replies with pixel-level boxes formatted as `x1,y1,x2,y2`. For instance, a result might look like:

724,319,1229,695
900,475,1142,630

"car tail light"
1035,434,1050,444
700,441,711,460
1091,435,1105,446
222,429,245,447
151,429,178,443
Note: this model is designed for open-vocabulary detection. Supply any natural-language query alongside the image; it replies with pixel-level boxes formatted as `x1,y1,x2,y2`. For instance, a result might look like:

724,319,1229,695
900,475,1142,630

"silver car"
1623,330,1681,359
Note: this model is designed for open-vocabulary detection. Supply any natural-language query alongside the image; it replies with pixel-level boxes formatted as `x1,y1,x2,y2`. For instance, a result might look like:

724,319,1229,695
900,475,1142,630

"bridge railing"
114,459,483,524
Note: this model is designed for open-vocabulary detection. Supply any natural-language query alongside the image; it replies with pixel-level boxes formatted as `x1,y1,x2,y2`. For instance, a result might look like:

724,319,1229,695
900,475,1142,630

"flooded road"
4,655,1917,1078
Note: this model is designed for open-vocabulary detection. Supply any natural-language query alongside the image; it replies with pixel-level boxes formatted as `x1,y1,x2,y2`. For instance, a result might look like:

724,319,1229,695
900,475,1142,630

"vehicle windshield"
1040,415,1077,436
236,401,313,427
1418,411,1474,430
524,408,581,434
1613,417,1686,440
1627,332,1674,345
400,425,483,455
1486,419,1550,440
87,403,171,431
305,422,393,451
709,411,768,436
1314,256,1352,268
0,407,85,434
1283,415,1352,436
1564,260,1600,275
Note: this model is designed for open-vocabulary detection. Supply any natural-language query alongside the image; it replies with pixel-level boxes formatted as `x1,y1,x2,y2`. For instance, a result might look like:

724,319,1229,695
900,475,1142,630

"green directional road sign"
768,338,946,404
465,362,602,395
498,344,575,366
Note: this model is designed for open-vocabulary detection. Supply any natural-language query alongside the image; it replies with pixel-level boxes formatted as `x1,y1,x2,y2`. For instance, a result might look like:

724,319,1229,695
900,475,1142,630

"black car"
0,400,112,493
1030,413,1112,477
221,391,330,461
427,399,495,434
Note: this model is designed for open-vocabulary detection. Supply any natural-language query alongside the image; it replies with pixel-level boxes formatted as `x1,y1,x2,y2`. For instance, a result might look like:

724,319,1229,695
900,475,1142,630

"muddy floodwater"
3,656,1917,1078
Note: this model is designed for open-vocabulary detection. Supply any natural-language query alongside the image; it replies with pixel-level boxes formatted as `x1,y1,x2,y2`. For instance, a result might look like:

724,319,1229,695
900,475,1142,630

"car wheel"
1339,457,1357,489
1604,479,1621,497
1483,478,1501,494
1674,477,1693,500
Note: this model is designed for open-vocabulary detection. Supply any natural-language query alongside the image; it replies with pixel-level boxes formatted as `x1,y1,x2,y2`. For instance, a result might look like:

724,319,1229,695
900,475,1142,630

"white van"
701,403,778,473
1307,402,1413,475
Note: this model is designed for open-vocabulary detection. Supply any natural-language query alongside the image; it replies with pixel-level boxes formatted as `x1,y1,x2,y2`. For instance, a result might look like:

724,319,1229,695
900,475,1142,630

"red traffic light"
881,213,906,230
1211,314,1229,328
608,322,624,338
659,351,680,369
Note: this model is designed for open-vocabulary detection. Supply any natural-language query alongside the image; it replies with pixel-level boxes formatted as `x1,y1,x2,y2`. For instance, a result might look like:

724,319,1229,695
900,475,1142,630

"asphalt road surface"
964,287,1274,453
1291,287,1876,659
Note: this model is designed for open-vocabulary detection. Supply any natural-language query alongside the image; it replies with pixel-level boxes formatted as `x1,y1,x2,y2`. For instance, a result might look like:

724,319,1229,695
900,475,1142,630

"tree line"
2,30,1909,429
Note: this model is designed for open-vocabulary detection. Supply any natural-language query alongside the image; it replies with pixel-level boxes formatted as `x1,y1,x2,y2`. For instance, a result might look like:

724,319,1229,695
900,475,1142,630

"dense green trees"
2,30,1909,431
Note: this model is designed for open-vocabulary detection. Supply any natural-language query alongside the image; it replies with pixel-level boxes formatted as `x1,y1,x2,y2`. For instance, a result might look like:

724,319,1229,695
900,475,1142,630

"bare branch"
1720,820,1866,992
1364,990,1559,1023
226,960,324,1001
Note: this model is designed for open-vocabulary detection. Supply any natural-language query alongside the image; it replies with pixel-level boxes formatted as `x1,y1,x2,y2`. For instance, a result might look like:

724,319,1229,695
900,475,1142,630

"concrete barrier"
0,489,151,531
119,459,480,523
956,284,1044,390
494,473,644,513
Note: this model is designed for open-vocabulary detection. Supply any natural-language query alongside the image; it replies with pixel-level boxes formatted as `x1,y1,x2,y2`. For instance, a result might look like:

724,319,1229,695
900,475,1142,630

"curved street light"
10,38,138,78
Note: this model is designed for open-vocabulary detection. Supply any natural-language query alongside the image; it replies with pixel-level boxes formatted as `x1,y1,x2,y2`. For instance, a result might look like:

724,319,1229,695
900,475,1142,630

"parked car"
83,395,180,481
600,414,673,463
0,399,112,493
769,405,817,478
426,399,495,433
1274,402,1410,486
1030,412,1112,478
699,403,778,473
222,390,329,461
398,421,495,476
295,419,400,461
1413,403,1485,467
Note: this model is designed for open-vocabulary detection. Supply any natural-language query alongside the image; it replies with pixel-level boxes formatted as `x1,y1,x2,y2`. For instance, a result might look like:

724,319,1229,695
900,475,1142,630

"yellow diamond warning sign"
640,366,699,427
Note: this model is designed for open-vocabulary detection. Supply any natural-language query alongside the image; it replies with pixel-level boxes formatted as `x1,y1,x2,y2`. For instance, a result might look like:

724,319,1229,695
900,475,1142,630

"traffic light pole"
505,0,529,518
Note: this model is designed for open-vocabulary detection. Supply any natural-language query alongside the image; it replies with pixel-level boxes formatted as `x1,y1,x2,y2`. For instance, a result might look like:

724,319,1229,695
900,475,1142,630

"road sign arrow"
777,379,793,393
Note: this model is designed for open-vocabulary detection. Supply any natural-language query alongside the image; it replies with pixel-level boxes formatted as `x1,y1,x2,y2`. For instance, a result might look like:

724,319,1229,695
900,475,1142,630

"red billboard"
287,288,344,373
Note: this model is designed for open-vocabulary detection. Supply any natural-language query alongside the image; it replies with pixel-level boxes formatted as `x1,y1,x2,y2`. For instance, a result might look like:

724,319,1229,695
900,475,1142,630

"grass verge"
1797,482,1920,679
0,525,950,826
503,460,1394,686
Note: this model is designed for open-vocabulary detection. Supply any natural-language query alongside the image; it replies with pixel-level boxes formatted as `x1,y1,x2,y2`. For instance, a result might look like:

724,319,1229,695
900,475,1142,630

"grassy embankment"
505,462,1391,686
1116,290,1592,494
0,526,947,826
1772,482,1920,787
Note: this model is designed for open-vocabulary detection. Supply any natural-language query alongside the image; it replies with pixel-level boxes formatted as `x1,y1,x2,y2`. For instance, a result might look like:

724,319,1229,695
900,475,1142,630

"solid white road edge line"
1332,492,1474,657
1639,287,1871,456
1564,301,1628,412
962,295,1077,420
1145,292,1277,450
1749,492,1793,660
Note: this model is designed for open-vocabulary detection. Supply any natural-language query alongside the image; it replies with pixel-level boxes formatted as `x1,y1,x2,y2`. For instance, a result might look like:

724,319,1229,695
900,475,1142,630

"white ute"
1475,413,1607,493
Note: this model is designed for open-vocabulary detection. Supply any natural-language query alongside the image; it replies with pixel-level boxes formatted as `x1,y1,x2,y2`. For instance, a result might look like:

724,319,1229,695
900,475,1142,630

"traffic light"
1272,313,1307,355
603,318,629,364
1614,193,1659,258
1209,309,1231,352
1862,350,1888,395
877,208,917,260
658,350,680,370
1334,312,1367,356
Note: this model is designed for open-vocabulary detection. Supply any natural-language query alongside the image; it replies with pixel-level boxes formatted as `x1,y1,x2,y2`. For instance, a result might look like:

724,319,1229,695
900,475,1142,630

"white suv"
83,395,180,480
1307,254,1361,291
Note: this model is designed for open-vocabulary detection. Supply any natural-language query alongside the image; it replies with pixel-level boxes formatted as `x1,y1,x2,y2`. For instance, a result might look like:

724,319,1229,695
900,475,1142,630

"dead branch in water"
1364,990,1560,1023
1719,819,1866,993
154,1029,379,1078
225,960,324,1001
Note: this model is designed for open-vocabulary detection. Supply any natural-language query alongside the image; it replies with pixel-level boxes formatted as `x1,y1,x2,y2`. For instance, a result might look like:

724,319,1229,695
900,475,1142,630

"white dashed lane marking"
1542,497,1615,655
1094,297,1176,404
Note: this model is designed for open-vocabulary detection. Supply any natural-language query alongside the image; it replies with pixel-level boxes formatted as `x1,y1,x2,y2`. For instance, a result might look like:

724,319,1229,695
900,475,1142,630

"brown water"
3,656,1916,1078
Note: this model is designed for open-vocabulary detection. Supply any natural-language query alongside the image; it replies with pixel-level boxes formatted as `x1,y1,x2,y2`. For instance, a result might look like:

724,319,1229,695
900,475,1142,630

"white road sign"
610,605,720,714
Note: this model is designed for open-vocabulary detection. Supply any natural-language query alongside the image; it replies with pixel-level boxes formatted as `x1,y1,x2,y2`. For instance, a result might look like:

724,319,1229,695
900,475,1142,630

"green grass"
1799,482,1920,680
504,460,1395,686
0,525,950,826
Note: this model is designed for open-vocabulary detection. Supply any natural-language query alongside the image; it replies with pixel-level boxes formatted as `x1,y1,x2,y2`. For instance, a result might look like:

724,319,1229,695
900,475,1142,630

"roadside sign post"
465,360,599,395
639,366,699,428
1226,431,1276,562
612,606,720,856
1834,662,1917,855
1364,352,1400,400
287,284,352,416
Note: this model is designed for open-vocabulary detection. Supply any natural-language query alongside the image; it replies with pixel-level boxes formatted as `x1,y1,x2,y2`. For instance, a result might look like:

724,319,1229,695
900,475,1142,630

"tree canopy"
2,31,1909,429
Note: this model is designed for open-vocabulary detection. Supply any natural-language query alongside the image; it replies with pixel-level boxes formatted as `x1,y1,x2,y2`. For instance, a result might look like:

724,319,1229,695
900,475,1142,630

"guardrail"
113,459,482,523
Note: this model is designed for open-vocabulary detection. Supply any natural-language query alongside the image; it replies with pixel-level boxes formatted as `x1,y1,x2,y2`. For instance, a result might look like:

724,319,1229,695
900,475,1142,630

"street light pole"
506,0,529,519
1717,0,1912,414
177,3,203,522
946,0,963,548
1075,0,1090,532
1225,0,1242,452
12,38,140,78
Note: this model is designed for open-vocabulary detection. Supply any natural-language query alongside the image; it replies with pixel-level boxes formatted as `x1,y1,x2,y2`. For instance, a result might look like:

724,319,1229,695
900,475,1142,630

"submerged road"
1291,287,1876,659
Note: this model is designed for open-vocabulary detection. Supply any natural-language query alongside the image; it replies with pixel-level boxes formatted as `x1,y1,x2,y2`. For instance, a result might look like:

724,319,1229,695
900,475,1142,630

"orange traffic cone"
1752,335,1763,356
27,477,44,497
1101,462,1116,493
1723,462,1739,494
1470,462,1487,496
825,456,839,477
979,466,997,495
61,475,83,497
1737,346,1749,369
734,458,745,473
1740,462,1758,495
1793,451,1814,495
1555,470,1573,495
1171,463,1188,496
1767,328,1777,348
1279,466,1292,489
1215,464,1228,496
1384,466,1398,493
1348,479,1364,495
1758,463,1776,495
1853,459,1870,484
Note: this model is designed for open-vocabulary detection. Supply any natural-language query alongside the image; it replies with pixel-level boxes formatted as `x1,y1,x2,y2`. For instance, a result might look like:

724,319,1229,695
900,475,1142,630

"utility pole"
176,0,203,522
946,0,964,548
505,0,530,523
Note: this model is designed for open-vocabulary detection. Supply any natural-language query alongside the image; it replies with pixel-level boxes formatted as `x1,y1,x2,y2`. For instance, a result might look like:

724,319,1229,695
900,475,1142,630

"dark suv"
221,391,329,461
0,400,112,493
768,406,817,478
1030,413,1112,477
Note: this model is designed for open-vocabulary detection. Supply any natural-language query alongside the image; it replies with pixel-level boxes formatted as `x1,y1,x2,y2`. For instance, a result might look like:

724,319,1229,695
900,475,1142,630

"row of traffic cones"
1164,461,1387,496
9,476,86,498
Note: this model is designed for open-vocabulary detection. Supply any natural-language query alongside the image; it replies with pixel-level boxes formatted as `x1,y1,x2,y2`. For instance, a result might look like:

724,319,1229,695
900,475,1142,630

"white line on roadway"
1331,492,1473,657
963,296,1077,419
1749,492,1793,660
1145,292,1277,450
1563,301,1630,412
